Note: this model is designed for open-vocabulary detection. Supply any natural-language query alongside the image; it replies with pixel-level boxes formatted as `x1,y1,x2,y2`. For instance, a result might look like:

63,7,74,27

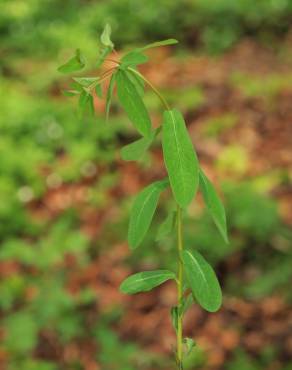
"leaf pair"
128,179,169,249
120,269,175,294
120,249,222,312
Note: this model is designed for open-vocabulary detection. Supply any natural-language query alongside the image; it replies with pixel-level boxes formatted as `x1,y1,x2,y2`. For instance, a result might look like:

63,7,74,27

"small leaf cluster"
59,24,229,360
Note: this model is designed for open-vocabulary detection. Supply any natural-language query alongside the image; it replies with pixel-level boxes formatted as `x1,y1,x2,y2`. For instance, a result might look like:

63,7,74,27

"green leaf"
120,270,175,294
121,128,157,161
73,77,99,88
139,39,178,51
79,91,94,116
171,306,179,333
156,211,175,241
162,109,199,208
199,168,228,243
183,338,195,356
116,70,152,137
180,293,193,315
128,179,169,249
126,69,145,96
58,49,85,74
105,73,116,121
120,51,148,68
95,84,102,98
100,23,114,48
70,81,84,92
182,250,222,312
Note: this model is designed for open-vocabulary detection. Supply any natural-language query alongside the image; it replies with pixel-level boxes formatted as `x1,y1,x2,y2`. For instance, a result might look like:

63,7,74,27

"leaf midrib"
186,251,208,288
169,110,187,201
125,272,174,288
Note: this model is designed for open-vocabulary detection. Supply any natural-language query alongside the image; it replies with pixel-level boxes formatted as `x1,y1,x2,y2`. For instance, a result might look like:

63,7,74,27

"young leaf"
120,128,157,161
162,109,199,208
58,49,85,74
100,23,114,48
128,179,169,249
199,168,228,243
156,211,175,241
183,338,195,356
138,39,178,51
182,250,222,312
116,70,151,137
120,51,148,68
105,73,116,121
97,25,114,68
120,270,175,294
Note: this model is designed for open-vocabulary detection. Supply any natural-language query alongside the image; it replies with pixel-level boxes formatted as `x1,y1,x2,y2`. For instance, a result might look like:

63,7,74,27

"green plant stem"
127,67,183,367
176,205,184,369
127,67,171,111
85,68,115,92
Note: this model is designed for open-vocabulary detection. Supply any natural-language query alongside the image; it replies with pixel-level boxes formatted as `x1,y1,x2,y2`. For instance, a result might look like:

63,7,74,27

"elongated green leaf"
121,51,148,68
116,70,151,137
199,169,228,243
79,91,94,116
100,23,114,48
162,109,199,208
139,39,178,51
105,73,116,121
182,250,222,312
126,69,145,96
120,270,175,294
121,128,157,161
156,211,175,241
128,179,168,249
58,49,85,74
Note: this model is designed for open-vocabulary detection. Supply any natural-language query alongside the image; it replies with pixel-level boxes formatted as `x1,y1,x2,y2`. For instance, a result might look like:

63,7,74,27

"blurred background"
1,1,292,369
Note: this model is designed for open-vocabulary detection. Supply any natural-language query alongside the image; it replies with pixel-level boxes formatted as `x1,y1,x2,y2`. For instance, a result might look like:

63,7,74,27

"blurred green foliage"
2,0,292,58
